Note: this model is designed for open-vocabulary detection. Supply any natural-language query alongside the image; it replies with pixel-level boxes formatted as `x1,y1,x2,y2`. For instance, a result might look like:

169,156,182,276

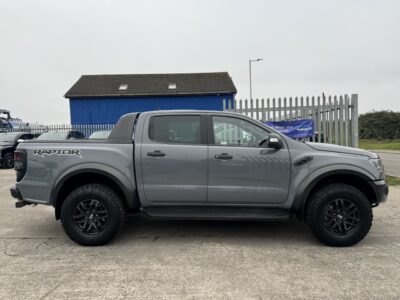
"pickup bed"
10,110,388,246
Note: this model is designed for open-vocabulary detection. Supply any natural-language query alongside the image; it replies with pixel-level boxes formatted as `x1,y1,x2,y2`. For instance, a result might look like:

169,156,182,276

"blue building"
64,72,237,124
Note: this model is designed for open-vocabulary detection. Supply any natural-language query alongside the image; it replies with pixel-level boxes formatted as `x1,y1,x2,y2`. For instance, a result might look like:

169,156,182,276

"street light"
249,58,263,101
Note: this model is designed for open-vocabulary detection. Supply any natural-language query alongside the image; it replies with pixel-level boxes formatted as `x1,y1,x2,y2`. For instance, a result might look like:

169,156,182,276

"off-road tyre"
306,183,373,247
61,184,126,246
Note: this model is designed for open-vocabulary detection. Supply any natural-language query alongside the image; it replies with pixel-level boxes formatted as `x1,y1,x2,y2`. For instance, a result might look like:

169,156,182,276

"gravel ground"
0,168,399,299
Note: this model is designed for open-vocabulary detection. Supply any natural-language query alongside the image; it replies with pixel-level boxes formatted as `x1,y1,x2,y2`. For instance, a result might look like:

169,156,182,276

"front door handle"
147,150,166,157
214,153,233,160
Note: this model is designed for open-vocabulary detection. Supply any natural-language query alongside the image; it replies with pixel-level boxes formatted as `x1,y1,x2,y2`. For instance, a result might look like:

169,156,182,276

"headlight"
370,158,385,180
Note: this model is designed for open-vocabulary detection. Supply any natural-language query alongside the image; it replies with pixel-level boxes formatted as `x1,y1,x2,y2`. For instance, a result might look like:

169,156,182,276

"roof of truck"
139,109,241,114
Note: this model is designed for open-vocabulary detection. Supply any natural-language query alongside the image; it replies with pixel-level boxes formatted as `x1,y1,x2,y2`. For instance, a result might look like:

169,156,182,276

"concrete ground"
375,150,400,177
0,169,399,299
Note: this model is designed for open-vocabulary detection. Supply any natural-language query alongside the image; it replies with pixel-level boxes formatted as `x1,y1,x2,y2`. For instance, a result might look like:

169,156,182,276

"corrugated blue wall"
69,94,234,124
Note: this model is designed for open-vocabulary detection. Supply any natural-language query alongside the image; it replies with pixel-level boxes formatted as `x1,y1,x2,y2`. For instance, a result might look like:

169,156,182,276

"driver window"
212,116,267,147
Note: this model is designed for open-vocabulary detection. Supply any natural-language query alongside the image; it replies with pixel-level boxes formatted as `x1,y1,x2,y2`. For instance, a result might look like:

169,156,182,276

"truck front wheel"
306,183,372,247
60,184,126,246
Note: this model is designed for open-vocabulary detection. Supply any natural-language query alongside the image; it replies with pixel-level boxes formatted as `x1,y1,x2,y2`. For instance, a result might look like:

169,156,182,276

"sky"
1,0,399,123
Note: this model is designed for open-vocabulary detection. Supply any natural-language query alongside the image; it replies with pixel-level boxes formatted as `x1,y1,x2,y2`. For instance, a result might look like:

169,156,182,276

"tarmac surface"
375,150,400,177
0,168,399,299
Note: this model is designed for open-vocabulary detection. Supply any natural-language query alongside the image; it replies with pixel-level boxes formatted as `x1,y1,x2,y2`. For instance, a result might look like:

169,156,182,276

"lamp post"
249,58,263,101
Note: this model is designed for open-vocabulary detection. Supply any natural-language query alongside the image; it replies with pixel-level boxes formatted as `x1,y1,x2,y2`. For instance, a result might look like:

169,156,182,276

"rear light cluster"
14,150,27,182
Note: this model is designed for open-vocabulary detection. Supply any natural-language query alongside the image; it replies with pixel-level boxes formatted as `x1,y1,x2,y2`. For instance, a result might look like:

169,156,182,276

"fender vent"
294,156,313,166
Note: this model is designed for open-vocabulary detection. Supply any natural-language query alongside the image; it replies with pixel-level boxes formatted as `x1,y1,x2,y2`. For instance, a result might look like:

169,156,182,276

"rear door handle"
147,150,166,157
214,153,233,160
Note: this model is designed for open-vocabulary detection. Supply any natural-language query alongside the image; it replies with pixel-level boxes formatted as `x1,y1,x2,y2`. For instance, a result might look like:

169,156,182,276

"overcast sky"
1,0,399,123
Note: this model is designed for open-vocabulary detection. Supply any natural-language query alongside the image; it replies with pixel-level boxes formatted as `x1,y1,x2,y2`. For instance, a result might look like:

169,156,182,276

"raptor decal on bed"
33,149,82,158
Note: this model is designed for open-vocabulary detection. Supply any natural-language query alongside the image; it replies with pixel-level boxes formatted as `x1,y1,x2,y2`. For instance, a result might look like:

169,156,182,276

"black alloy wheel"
323,198,360,235
73,199,109,235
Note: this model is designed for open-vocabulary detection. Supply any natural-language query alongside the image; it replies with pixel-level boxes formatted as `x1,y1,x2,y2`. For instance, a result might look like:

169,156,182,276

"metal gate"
223,94,359,147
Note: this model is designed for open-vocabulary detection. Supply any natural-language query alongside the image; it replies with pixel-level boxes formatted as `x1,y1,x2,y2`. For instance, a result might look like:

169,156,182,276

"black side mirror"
267,134,282,149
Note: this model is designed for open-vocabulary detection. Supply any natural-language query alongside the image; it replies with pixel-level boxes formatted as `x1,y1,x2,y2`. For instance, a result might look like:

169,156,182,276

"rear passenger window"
150,116,201,144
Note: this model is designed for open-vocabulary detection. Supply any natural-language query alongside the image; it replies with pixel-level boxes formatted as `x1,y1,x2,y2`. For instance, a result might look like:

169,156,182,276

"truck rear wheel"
60,184,126,246
306,183,372,247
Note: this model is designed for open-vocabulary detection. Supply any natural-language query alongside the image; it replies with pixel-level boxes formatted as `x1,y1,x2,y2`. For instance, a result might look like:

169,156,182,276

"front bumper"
369,179,389,204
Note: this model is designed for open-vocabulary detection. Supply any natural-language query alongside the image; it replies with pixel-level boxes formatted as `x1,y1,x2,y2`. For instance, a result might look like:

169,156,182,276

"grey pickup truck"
10,110,388,246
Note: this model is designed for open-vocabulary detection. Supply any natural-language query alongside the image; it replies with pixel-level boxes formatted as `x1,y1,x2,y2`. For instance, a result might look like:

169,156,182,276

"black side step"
143,206,291,221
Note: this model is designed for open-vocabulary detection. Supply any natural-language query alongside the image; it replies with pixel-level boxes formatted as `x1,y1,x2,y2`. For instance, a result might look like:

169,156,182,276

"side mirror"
267,134,282,149
17,139,24,143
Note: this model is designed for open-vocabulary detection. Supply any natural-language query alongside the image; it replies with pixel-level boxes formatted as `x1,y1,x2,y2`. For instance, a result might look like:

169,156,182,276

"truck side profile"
10,110,388,246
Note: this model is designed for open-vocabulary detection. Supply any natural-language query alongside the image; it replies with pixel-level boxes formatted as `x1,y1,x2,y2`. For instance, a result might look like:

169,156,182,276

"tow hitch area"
10,186,22,200
15,201,28,208
10,186,31,208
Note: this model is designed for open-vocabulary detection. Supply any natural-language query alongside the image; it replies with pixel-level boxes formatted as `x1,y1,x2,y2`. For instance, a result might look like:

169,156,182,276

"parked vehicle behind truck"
10,110,388,246
37,130,85,140
88,130,111,139
0,132,37,168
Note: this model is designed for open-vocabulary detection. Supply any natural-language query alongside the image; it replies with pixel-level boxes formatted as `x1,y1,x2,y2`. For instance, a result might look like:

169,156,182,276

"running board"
142,206,291,221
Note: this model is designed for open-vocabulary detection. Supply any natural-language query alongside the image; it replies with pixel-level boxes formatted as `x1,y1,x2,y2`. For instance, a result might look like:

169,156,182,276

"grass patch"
387,176,400,186
359,139,400,151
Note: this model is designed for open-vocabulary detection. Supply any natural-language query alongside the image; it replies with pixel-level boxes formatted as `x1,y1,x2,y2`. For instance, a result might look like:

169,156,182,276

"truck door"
207,115,291,205
140,114,208,204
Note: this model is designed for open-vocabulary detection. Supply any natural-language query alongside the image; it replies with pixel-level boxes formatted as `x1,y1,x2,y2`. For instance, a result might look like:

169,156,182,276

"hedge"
359,111,400,140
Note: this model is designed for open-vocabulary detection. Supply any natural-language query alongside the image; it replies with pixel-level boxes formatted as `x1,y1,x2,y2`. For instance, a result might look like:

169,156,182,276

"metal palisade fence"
223,94,359,147
2,124,115,138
